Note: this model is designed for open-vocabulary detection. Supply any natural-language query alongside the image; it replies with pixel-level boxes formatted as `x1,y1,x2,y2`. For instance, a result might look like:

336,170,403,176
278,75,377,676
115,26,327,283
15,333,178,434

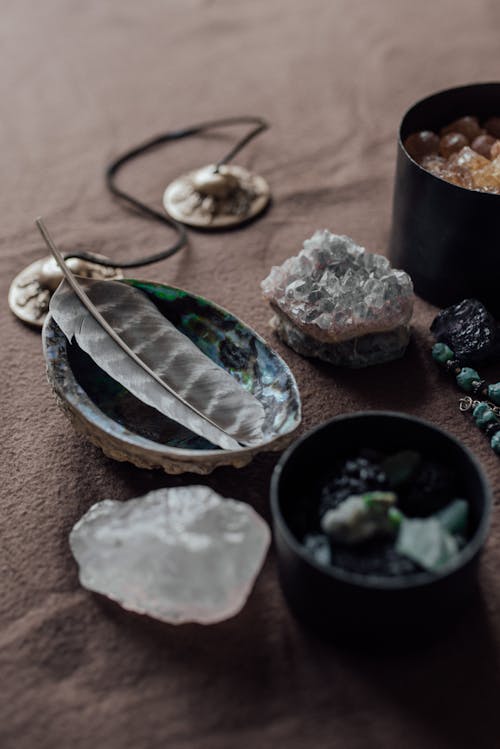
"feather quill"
37,219,266,450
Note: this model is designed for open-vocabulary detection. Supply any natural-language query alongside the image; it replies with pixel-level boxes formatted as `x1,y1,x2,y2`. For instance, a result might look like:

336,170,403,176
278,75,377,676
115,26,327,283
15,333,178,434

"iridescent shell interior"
43,280,301,458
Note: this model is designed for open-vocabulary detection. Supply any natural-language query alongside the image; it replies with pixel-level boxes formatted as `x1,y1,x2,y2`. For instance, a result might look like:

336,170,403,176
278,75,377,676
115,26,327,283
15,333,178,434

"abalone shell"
43,280,301,474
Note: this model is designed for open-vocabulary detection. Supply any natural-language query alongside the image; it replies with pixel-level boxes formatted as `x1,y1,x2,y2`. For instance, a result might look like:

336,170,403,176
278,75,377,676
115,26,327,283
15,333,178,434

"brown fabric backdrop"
2,1,500,747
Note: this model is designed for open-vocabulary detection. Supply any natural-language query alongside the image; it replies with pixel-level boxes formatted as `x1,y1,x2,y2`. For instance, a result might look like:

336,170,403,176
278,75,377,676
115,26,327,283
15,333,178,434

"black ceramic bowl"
271,412,491,644
389,82,500,315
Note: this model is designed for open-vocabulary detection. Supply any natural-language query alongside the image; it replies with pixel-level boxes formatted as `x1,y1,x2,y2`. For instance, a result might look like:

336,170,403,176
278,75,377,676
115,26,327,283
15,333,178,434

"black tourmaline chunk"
399,460,455,518
430,298,500,365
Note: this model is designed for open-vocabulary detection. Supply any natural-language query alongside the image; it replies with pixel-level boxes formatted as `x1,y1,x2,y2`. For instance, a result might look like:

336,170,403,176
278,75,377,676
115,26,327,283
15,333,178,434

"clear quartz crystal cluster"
70,486,270,625
261,231,414,367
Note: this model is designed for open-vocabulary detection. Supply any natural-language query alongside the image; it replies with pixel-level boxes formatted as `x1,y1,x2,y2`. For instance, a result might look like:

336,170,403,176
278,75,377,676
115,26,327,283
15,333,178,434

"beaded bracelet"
432,342,500,454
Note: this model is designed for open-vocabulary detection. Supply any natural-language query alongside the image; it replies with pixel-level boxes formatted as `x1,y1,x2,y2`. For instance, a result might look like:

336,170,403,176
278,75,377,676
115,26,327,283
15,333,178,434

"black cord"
64,116,269,269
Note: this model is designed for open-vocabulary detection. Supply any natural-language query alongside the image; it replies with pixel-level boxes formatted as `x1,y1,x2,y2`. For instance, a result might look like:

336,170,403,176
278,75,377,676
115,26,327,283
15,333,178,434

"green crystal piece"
362,491,397,508
491,431,500,455
436,499,469,535
432,342,454,363
456,367,480,393
488,383,500,406
396,518,459,572
388,507,404,528
381,450,421,488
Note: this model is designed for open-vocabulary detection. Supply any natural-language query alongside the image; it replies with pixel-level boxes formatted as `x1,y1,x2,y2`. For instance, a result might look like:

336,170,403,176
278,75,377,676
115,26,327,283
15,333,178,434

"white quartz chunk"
70,486,270,624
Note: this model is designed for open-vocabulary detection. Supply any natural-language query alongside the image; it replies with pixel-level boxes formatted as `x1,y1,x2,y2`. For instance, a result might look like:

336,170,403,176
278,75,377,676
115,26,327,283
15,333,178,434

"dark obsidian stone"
399,460,455,517
430,298,500,365
319,456,388,517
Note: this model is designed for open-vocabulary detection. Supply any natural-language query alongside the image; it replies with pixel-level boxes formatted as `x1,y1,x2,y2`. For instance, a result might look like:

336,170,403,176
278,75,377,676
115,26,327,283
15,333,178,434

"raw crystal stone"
440,164,473,189
321,491,397,544
396,500,468,572
404,131,440,162
471,134,497,159
439,132,468,158
421,148,475,188
436,499,468,535
448,146,490,172
396,517,458,572
70,486,270,625
421,154,474,188
441,116,483,142
421,154,447,177
471,155,500,191
430,298,500,364
261,231,413,368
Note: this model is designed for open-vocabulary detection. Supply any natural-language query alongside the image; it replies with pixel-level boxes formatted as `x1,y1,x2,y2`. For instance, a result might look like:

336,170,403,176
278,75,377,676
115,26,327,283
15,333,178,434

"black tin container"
389,82,500,315
270,412,491,645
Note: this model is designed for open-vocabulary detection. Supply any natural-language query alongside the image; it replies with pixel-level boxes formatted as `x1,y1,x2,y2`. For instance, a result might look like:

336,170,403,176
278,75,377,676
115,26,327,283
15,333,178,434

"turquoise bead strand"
432,342,500,454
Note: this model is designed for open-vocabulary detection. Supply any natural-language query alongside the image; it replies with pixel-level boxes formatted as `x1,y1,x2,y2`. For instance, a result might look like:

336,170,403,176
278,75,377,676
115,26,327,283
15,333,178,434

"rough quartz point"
261,231,414,368
70,486,270,625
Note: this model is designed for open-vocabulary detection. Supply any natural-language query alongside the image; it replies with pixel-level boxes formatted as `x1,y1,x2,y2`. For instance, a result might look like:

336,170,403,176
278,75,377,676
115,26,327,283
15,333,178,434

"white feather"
50,278,266,450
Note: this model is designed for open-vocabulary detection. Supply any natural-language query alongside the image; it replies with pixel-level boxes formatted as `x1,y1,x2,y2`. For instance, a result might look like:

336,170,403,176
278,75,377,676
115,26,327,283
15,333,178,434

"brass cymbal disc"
163,163,270,229
9,255,123,328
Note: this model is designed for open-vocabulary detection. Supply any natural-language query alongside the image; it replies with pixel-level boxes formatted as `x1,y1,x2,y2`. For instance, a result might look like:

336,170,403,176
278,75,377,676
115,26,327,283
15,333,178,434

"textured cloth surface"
2,1,500,747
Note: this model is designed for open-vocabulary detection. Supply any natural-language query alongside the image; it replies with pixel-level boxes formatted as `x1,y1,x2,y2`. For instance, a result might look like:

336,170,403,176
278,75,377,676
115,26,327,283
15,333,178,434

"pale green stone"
396,518,459,572
436,499,469,535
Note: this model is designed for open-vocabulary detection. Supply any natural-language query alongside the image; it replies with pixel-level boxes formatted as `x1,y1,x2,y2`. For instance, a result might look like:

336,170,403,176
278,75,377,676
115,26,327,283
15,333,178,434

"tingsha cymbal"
163,163,270,229
9,255,123,328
